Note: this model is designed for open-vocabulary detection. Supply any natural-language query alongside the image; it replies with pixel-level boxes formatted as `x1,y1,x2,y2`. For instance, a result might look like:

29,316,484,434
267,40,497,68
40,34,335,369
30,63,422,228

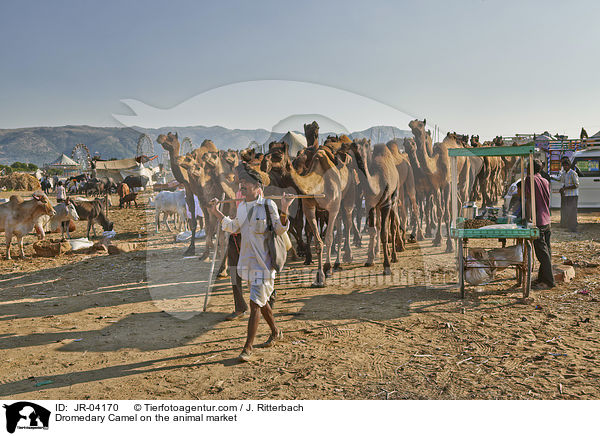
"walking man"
208,164,294,362
526,159,555,290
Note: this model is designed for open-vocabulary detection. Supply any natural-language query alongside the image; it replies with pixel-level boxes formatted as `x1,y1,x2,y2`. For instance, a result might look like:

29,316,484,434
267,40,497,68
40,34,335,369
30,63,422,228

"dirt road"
1,191,599,399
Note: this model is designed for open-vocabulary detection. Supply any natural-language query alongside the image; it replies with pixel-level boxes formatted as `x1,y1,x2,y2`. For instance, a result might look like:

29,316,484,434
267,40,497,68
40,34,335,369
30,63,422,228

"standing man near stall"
526,159,555,290
558,157,580,233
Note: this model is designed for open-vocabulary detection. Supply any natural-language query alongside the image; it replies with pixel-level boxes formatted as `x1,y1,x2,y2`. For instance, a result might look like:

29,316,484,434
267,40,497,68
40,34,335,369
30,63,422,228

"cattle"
103,177,117,194
82,178,106,196
35,199,79,240
0,193,55,259
119,192,138,208
152,190,187,232
123,175,149,191
116,182,130,202
74,199,114,239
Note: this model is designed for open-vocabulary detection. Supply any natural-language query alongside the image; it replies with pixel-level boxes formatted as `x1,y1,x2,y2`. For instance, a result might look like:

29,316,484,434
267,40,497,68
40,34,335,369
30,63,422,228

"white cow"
35,200,79,240
152,190,187,232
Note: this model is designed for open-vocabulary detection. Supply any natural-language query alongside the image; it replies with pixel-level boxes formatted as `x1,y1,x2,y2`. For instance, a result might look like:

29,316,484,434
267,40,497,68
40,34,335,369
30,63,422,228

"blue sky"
1,0,599,139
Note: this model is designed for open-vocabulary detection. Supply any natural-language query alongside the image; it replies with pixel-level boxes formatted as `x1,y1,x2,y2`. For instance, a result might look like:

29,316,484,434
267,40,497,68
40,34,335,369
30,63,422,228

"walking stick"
203,193,225,312
213,193,326,204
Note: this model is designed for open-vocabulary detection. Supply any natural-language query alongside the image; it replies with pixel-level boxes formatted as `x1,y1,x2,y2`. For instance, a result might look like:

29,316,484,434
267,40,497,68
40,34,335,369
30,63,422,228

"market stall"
449,145,539,298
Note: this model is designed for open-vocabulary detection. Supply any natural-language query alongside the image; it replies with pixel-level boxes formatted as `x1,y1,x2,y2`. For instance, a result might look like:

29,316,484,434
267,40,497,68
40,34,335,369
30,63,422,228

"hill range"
0,124,411,166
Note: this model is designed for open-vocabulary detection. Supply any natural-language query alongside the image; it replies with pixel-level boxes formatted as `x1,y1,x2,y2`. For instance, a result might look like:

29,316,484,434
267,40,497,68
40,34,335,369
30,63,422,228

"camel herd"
156,120,520,287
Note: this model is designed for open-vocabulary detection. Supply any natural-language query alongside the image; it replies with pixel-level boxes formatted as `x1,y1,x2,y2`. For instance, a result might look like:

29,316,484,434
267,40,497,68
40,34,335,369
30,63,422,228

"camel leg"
424,196,434,238
303,222,313,265
353,190,363,247
323,208,339,278
392,206,404,255
342,206,353,264
304,204,325,287
375,209,381,261
365,207,376,267
200,214,216,261
390,208,399,263
432,192,443,247
184,193,196,256
443,188,454,253
380,206,392,275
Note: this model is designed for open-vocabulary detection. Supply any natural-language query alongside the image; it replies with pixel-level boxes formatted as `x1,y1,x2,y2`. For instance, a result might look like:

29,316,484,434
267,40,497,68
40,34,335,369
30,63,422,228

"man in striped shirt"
558,157,579,232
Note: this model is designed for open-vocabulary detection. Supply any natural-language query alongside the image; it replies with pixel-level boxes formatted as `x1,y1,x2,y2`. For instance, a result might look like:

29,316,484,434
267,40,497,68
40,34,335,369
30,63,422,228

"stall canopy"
47,154,80,176
94,158,155,183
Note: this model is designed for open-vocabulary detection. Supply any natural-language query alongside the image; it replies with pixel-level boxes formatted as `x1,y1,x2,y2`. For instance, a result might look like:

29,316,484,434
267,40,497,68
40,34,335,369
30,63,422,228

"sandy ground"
0,190,599,400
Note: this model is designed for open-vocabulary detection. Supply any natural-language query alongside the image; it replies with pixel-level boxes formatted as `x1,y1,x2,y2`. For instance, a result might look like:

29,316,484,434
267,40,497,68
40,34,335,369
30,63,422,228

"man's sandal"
264,330,283,348
238,349,252,362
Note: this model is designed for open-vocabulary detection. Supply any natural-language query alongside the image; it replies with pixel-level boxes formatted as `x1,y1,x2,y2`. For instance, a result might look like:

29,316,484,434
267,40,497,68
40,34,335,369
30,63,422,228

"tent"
94,158,156,184
46,154,80,176
279,131,307,157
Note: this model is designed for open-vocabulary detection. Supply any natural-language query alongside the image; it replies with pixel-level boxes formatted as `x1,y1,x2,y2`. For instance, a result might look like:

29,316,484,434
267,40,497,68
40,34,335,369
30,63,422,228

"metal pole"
203,193,225,312
521,158,526,222
529,152,536,227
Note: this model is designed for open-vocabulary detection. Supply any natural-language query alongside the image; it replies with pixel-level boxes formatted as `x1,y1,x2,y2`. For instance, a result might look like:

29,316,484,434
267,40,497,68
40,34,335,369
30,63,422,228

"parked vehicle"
550,146,600,208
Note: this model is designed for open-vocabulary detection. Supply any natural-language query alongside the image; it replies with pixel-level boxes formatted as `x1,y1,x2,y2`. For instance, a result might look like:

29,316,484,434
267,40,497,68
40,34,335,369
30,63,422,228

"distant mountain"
0,124,412,166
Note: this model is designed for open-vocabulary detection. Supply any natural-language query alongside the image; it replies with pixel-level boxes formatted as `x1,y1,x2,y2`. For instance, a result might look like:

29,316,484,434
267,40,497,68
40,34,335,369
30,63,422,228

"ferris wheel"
136,133,154,158
72,143,91,171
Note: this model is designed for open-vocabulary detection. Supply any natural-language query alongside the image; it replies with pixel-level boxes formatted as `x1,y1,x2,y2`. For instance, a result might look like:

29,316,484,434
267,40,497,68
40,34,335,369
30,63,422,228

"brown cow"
0,193,55,259
119,192,138,208
74,199,114,239
117,182,130,201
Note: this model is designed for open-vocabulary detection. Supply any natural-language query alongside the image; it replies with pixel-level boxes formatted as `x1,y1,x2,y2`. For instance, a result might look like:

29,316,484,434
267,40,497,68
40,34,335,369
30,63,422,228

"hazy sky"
1,0,599,139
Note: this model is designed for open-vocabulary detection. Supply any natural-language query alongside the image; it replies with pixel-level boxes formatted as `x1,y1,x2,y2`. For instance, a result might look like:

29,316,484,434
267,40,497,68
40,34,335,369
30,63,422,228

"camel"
470,135,503,208
304,121,319,147
403,137,437,239
409,120,471,252
385,139,421,241
281,143,345,286
350,139,400,275
156,133,222,259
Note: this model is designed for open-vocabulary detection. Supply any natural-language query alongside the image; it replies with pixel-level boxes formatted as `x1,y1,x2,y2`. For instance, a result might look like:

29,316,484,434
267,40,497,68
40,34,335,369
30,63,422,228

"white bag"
69,238,94,251
464,256,494,285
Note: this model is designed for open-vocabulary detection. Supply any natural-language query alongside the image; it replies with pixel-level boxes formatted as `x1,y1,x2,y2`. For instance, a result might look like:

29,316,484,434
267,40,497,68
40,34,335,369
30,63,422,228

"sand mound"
0,173,41,191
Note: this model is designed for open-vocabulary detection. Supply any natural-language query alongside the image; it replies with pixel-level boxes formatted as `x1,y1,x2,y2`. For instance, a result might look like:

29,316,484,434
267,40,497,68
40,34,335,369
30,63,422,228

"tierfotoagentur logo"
3,402,50,433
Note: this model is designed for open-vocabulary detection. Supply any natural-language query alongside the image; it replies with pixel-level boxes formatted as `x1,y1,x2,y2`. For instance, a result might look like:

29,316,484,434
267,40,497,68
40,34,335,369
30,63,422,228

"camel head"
240,147,256,163
349,139,371,174
403,137,417,154
221,149,239,168
409,119,427,139
493,136,504,146
470,135,481,147
157,132,180,153
304,121,320,147
265,141,289,172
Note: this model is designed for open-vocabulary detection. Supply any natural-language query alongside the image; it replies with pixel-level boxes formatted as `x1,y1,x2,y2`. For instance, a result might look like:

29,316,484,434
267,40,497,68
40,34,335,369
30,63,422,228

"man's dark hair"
533,159,543,174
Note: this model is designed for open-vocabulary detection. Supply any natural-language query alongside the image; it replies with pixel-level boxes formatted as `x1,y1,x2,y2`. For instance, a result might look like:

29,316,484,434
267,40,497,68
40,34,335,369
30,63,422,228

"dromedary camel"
157,133,220,259
409,120,470,252
403,137,437,239
282,144,345,287
350,139,400,275
385,139,421,241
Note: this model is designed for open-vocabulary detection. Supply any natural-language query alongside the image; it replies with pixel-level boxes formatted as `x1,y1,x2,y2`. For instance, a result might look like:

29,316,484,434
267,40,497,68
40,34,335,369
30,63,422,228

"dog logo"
3,402,50,433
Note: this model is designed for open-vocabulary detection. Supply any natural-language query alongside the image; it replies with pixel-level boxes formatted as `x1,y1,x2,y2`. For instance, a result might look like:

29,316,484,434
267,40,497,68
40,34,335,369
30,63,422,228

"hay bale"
33,239,71,257
0,172,41,191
